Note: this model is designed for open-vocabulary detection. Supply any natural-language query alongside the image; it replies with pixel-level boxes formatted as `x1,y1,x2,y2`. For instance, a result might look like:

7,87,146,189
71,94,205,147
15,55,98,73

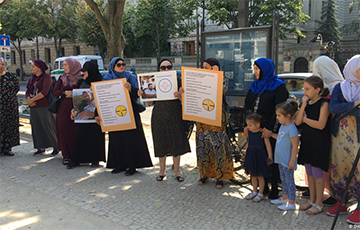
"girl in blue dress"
244,113,273,202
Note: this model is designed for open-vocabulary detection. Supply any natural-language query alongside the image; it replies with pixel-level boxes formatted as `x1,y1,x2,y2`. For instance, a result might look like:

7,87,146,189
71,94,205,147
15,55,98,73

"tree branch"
83,0,109,41
0,0,9,8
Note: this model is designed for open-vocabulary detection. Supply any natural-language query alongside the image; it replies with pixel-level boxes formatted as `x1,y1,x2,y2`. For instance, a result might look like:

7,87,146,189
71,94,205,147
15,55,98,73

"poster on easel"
181,67,223,127
91,78,136,132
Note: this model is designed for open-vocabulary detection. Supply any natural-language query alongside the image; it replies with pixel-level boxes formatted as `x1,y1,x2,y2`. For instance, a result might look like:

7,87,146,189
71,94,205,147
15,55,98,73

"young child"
244,113,273,202
294,76,331,215
270,100,299,211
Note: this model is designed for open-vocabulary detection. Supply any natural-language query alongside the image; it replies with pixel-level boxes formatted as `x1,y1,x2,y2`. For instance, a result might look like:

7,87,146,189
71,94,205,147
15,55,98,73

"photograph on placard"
72,89,96,123
137,70,178,102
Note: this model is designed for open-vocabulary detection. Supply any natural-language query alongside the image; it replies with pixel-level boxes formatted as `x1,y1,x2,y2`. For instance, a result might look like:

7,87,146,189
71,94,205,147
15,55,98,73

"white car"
278,73,312,101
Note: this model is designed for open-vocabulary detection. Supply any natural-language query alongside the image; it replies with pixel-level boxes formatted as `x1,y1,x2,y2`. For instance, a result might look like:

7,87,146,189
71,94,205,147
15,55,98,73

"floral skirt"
330,116,360,204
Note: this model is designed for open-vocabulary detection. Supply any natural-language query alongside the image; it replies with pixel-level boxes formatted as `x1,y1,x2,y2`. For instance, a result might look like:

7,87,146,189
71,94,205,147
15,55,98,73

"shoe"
90,162,99,168
62,158,70,165
306,203,324,215
245,192,258,200
2,150,15,156
50,150,59,156
326,201,348,217
323,197,337,206
216,180,224,189
252,194,264,203
33,149,45,156
278,202,296,211
346,209,360,225
125,168,136,176
111,168,126,174
197,177,208,185
302,190,310,197
176,176,184,182
67,161,79,169
156,175,166,181
271,197,288,205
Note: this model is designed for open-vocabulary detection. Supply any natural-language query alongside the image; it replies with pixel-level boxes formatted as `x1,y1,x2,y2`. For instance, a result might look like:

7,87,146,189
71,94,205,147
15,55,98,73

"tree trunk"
17,39,25,81
54,38,60,58
36,36,39,60
156,24,161,65
84,0,126,60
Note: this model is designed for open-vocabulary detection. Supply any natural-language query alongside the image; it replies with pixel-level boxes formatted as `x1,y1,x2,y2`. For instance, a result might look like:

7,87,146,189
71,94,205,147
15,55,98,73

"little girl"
270,100,299,211
294,76,331,215
244,113,273,202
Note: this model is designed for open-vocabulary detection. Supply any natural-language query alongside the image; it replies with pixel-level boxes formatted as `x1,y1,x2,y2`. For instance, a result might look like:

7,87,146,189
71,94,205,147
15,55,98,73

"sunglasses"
160,65,172,70
115,63,126,68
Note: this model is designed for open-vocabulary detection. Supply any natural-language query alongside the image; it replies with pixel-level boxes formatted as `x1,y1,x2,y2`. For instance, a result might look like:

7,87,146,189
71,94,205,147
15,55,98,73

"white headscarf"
341,54,360,102
313,56,344,94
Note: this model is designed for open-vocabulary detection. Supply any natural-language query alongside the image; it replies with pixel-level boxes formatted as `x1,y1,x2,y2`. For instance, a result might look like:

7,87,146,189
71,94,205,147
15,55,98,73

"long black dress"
71,80,106,165
298,98,331,171
106,87,153,170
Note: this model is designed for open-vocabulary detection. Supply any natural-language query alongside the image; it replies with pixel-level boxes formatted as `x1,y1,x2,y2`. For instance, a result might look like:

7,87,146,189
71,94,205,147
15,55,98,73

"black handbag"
48,96,61,114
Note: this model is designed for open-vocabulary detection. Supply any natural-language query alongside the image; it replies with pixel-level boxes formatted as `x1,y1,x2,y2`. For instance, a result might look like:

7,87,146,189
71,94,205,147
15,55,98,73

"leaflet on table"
72,89,96,123
181,67,223,127
91,78,136,132
137,70,178,102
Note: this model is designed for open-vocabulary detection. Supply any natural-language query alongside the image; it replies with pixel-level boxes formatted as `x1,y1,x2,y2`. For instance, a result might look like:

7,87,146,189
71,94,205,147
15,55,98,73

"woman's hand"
70,112,75,120
261,128,272,138
95,116,101,126
301,95,309,105
64,90,73,98
124,82,131,92
138,89,143,97
174,87,184,98
26,97,36,107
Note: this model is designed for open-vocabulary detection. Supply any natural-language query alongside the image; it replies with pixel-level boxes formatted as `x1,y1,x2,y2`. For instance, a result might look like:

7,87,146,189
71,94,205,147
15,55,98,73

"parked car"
278,73,312,101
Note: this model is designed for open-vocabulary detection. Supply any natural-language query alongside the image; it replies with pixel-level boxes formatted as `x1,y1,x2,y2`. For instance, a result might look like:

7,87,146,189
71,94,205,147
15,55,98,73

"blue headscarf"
103,57,139,89
248,58,285,94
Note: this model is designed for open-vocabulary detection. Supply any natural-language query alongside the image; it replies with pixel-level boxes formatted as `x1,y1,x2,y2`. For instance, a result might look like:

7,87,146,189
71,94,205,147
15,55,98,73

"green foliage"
205,0,239,29
318,0,341,46
76,0,107,58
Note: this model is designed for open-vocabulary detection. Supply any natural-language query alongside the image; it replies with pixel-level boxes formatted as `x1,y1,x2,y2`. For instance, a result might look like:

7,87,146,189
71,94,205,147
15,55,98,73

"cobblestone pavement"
0,108,354,230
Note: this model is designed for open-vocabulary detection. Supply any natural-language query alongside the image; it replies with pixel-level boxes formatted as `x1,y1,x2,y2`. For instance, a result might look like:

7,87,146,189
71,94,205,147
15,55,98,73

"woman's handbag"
48,96,61,114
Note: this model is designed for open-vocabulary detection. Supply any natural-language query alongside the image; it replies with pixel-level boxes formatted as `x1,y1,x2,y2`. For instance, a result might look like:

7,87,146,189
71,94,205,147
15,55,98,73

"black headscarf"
81,61,103,84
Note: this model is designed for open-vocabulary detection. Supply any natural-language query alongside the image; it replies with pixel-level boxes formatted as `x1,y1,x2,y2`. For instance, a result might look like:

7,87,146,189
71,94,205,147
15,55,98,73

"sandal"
216,180,224,189
245,192,258,200
299,200,314,211
197,177,208,185
62,158,70,165
252,194,264,203
306,203,324,215
176,176,184,182
156,175,166,181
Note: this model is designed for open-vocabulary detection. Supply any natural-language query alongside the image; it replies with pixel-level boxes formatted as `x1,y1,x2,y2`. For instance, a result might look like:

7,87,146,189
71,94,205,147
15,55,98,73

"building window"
22,50,26,63
11,51,16,64
61,47,65,57
45,48,51,63
75,46,80,55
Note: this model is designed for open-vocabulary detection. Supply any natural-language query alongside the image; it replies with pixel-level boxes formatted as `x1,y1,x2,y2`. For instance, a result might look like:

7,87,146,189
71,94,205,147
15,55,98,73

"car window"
283,78,304,92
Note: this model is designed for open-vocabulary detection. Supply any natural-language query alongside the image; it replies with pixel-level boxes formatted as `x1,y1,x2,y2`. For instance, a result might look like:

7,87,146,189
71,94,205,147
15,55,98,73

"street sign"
5,53,10,59
0,35,10,46
0,46,10,52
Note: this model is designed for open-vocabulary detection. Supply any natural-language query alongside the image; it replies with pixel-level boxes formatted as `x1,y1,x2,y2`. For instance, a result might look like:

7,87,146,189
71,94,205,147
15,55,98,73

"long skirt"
196,130,234,180
30,107,57,150
330,115,360,204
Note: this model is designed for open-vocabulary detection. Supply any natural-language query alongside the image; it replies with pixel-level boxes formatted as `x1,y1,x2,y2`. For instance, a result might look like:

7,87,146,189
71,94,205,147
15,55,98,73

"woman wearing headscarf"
300,55,344,205
96,57,152,176
244,57,289,199
53,58,82,165
195,58,233,189
67,61,106,169
147,59,190,182
313,55,344,94
0,57,19,156
26,60,58,156
326,55,360,225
